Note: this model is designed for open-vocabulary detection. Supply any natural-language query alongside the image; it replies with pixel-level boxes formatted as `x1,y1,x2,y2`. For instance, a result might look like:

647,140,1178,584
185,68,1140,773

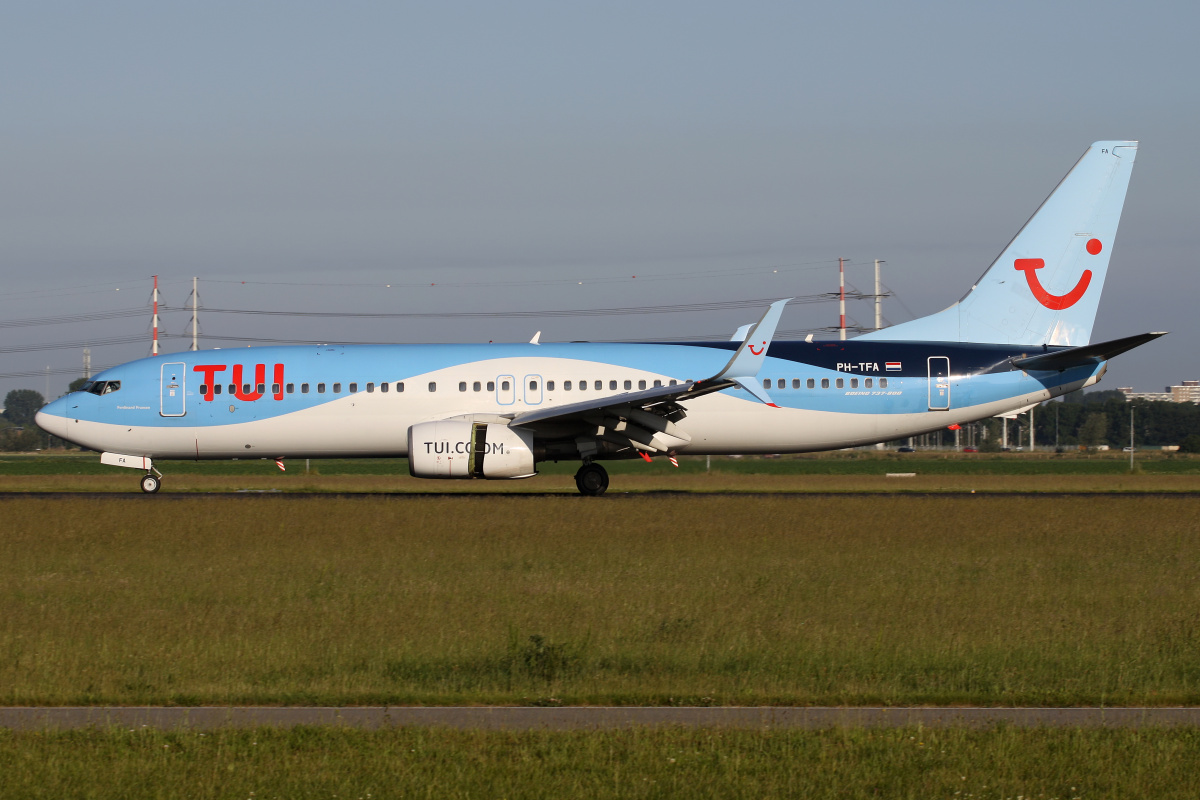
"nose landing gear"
574,462,609,496
139,472,162,494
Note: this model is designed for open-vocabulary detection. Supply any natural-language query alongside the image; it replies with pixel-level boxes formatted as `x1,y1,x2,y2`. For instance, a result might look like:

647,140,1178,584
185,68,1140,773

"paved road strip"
3,707,1200,731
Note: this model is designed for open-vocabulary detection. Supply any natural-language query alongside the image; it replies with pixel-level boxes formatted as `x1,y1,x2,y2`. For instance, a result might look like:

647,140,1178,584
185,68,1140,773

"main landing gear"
574,462,609,496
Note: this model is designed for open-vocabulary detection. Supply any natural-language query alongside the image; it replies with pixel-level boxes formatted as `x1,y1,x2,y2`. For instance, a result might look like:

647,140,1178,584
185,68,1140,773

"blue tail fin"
859,141,1138,346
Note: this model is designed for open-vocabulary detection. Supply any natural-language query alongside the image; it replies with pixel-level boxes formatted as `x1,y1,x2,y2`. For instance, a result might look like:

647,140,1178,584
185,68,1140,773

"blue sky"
2,1,1197,400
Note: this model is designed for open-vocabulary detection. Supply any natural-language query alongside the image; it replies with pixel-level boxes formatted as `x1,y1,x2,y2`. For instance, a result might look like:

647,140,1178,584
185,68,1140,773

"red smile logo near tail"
1014,238,1101,310
748,342,765,355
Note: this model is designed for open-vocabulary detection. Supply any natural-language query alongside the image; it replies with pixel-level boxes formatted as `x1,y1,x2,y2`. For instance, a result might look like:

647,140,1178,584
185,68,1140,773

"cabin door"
927,357,950,410
160,362,186,417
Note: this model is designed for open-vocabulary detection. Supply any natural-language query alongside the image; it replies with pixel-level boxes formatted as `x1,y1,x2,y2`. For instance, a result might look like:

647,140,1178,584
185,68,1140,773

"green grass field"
3,494,1199,707
3,726,1199,799
2,453,1199,494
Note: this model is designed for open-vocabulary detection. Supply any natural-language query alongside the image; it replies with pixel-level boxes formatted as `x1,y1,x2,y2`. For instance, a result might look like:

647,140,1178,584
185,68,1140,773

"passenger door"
160,362,186,417
927,356,950,410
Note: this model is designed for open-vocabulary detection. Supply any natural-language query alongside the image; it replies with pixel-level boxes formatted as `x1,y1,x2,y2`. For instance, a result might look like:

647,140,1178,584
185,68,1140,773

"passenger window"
595,380,603,390
638,380,646,390
547,381,555,391
428,382,437,392
350,383,359,393
397,382,405,392
214,384,223,395
653,380,662,388
199,384,208,396
243,384,251,395
271,383,280,394
608,380,616,390
836,378,844,389
669,380,677,386
257,383,266,394
473,381,481,392
529,380,538,391
333,383,341,393
228,384,236,395
365,383,373,393
880,378,888,388
301,383,310,394
317,383,326,393
821,378,829,389
579,380,587,391
807,379,815,389
564,381,572,390
459,382,467,392
286,383,294,393
777,379,785,389
792,379,800,389
865,378,873,388
624,380,632,390
762,378,771,389
850,378,858,389
486,381,494,391
501,380,510,391
380,382,389,393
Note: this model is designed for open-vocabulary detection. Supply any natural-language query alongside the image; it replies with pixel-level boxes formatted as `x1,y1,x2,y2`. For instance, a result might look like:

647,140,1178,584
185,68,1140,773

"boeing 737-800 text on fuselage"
36,141,1163,495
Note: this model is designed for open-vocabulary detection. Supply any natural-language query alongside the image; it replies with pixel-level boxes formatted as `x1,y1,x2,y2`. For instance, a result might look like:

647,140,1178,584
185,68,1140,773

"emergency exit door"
160,362,186,417
927,357,950,410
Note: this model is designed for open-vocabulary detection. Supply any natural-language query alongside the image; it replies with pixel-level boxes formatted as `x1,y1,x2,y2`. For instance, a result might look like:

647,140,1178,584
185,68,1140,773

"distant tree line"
1035,390,1200,452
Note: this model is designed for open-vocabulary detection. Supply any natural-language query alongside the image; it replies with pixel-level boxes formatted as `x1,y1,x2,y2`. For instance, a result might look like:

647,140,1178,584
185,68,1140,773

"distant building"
1118,381,1200,403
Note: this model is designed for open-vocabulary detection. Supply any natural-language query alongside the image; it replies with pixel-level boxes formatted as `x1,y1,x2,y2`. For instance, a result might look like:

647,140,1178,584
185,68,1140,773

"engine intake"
407,421,537,479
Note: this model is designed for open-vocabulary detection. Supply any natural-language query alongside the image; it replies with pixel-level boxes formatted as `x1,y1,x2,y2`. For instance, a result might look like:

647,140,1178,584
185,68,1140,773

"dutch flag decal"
885,362,902,371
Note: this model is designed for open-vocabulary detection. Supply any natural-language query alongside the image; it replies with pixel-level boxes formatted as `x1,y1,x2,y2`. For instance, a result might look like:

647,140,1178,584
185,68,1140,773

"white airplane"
37,141,1162,495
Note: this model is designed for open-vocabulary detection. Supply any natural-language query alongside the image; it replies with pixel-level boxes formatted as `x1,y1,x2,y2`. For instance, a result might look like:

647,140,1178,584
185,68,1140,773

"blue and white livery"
36,141,1163,494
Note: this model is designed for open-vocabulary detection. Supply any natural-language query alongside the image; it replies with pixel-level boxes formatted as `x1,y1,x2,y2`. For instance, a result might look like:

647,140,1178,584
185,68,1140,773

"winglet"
695,298,790,406
713,299,790,382
529,331,541,345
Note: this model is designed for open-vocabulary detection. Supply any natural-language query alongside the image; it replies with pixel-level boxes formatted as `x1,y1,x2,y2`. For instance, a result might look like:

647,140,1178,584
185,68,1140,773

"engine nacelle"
407,421,537,479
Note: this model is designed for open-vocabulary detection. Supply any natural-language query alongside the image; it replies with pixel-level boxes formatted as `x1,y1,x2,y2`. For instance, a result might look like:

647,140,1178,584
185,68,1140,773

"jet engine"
407,420,537,479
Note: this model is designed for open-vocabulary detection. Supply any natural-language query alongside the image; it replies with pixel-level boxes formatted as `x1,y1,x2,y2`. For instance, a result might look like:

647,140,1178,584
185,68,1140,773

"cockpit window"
85,380,121,395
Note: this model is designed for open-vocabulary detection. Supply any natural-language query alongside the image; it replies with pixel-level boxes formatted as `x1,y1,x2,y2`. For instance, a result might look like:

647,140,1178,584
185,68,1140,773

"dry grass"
2,471,1199,494
2,726,1199,799
2,495,1199,706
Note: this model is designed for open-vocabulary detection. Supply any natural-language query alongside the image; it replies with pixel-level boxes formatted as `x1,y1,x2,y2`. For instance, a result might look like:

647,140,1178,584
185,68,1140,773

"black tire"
574,463,609,496
140,474,161,494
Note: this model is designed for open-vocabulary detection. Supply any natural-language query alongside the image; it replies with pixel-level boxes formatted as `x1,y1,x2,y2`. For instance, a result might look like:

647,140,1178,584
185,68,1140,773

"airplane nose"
35,399,67,438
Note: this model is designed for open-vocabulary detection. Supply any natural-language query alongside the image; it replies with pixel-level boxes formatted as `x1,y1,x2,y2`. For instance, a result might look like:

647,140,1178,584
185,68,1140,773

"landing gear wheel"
140,474,161,494
574,463,609,497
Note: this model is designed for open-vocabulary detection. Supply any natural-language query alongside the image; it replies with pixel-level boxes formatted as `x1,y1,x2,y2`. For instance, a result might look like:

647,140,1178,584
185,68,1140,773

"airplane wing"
1011,331,1167,371
505,299,791,454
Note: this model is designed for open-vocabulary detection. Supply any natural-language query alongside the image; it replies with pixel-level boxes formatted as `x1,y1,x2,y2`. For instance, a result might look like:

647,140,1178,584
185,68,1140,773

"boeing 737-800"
36,141,1162,495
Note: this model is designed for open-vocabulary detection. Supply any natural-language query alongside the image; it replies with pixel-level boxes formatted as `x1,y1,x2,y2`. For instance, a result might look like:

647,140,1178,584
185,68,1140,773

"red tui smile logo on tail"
748,342,766,356
1014,239,1101,310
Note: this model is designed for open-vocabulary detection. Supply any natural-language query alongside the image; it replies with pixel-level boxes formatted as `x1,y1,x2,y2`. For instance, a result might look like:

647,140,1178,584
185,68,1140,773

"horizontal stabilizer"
1011,331,1166,371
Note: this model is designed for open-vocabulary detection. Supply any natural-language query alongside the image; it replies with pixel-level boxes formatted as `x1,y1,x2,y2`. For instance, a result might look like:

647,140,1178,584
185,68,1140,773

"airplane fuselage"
39,339,1098,462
